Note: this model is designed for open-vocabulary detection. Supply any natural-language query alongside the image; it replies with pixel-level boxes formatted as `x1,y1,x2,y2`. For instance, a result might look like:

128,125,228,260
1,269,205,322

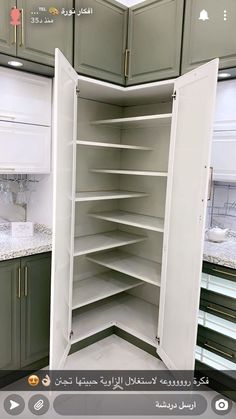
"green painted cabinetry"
0,1,73,66
182,0,236,73
74,0,128,84
126,0,184,85
0,253,51,370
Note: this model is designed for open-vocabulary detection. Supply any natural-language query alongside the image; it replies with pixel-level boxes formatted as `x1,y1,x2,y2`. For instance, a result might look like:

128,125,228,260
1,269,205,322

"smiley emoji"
28,374,40,387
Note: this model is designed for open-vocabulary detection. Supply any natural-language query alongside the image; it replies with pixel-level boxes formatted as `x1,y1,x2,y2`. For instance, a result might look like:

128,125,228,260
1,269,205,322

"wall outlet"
11,222,34,238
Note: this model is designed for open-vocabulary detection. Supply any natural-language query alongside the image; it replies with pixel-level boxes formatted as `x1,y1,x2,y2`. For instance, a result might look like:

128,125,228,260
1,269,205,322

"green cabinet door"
20,253,51,367
74,0,128,84
0,0,17,55
0,259,20,370
126,0,184,85
16,0,73,66
182,0,236,73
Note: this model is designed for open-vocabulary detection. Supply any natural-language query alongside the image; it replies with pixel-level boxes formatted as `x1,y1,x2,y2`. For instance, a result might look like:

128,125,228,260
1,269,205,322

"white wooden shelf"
87,249,161,287
72,294,158,346
89,210,164,232
91,114,172,128
72,272,142,309
77,140,153,151
75,190,148,202
74,231,146,257
91,169,168,177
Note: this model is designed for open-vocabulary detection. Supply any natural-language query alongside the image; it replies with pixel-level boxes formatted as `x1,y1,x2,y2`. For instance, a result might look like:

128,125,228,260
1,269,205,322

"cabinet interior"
72,81,173,348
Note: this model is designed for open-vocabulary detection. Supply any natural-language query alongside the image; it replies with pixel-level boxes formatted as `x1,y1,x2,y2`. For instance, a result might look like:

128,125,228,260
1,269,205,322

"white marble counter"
0,223,52,261
203,235,236,270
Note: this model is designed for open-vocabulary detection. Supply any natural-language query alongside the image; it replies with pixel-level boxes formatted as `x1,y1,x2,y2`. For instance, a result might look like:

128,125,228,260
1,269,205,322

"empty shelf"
91,114,172,129
87,250,161,286
72,272,142,309
72,294,158,346
89,210,164,232
77,140,152,150
91,169,168,177
74,231,146,256
75,190,148,202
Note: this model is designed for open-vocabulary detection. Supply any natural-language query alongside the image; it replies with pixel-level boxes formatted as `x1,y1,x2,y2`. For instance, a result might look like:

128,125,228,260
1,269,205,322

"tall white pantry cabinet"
50,49,219,370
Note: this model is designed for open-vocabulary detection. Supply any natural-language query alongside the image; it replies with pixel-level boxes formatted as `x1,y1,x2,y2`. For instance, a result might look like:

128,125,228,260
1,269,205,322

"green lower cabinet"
0,259,20,370
182,0,236,73
0,253,51,371
20,253,51,368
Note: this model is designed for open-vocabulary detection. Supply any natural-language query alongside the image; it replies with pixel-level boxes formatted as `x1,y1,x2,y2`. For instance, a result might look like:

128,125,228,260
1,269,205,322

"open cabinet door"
50,49,78,369
157,59,219,370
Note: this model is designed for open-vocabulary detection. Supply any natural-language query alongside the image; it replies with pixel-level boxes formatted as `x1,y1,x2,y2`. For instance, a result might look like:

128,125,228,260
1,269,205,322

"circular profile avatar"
49,7,59,15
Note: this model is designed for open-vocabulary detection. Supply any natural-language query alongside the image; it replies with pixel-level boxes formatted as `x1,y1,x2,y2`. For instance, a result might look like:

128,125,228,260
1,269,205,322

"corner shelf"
74,231,147,257
75,190,148,202
91,113,172,129
91,169,168,177
87,249,161,287
77,140,153,151
72,272,142,310
89,210,164,232
72,294,158,346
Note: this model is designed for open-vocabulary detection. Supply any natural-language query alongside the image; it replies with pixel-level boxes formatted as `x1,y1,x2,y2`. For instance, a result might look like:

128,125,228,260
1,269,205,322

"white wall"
27,174,53,228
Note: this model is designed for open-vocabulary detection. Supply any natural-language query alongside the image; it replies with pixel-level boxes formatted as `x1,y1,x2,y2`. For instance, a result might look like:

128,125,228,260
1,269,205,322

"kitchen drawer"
200,288,236,322
197,324,236,363
0,122,51,174
203,261,236,283
0,67,51,126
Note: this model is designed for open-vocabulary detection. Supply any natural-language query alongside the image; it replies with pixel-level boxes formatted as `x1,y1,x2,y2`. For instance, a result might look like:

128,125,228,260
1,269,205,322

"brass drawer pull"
124,49,130,78
207,166,213,201
20,9,24,46
204,342,233,358
207,305,236,319
12,25,17,45
17,267,21,299
24,266,28,297
212,267,236,278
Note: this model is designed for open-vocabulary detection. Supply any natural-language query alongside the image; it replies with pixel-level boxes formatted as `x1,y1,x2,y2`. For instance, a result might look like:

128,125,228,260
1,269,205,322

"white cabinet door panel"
0,122,50,174
0,67,51,126
212,130,236,182
50,49,77,369
157,59,219,370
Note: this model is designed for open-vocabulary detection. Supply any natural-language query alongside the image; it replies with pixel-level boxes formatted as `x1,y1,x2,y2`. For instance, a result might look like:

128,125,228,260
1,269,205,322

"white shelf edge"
90,169,168,177
88,211,164,232
72,273,142,310
77,140,153,151
75,191,148,202
91,113,172,127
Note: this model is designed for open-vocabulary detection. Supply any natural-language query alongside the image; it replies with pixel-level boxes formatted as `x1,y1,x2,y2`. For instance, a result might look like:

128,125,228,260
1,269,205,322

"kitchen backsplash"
207,182,236,231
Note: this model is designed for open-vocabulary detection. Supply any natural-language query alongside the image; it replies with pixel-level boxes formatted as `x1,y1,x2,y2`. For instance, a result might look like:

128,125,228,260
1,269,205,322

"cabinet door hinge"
76,84,80,97
172,91,177,100
69,330,74,340
156,337,160,345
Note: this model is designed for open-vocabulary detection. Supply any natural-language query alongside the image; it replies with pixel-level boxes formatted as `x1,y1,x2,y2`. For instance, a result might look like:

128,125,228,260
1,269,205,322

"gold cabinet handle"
207,166,213,201
207,305,236,320
24,266,28,297
12,25,17,45
212,267,236,278
20,8,24,46
204,342,233,358
17,267,21,299
124,49,130,78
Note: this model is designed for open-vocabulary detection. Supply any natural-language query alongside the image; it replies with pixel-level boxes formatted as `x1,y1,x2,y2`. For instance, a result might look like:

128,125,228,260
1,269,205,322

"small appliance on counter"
11,222,34,238
205,227,229,243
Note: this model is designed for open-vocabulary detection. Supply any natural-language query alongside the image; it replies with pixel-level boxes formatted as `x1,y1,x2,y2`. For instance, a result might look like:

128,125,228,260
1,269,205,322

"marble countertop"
203,234,236,270
0,223,52,262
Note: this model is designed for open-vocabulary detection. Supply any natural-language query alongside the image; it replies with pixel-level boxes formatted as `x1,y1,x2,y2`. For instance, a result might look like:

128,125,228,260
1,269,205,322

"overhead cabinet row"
1,0,236,84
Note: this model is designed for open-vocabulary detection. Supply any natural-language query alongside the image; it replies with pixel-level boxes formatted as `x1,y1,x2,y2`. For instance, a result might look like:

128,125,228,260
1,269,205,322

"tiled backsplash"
207,182,236,231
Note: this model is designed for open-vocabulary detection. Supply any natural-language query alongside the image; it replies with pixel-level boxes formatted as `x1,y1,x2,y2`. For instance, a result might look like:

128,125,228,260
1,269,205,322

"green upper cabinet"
20,253,51,368
126,0,184,85
74,0,128,84
0,259,20,370
182,0,236,73
16,0,73,65
0,0,17,56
